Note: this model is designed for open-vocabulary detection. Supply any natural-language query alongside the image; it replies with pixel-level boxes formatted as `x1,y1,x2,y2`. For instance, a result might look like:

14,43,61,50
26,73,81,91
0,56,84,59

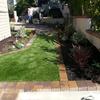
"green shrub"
15,42,24,49
25,30,32,36
71,32,89,45
15,26,30,38
11,32,18,36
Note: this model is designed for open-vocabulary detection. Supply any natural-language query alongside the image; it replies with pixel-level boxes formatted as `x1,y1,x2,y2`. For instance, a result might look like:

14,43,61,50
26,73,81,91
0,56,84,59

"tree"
7,0,14,18
89,0,100,31
15,0,35,16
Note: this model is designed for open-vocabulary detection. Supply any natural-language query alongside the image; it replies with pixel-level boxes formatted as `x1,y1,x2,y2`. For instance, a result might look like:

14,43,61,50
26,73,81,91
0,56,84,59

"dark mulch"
60,39,100,83
0,36,16,54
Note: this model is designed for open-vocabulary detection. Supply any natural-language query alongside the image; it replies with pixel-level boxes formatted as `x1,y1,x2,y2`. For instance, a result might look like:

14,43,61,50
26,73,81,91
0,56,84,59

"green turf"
0,34,59,81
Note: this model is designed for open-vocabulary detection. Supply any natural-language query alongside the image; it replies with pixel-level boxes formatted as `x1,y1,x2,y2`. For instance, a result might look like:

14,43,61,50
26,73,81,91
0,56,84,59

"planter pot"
73,16,91,33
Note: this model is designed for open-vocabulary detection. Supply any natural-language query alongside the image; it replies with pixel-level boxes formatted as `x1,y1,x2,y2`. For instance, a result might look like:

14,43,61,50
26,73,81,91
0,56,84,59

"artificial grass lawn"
0,34,59,81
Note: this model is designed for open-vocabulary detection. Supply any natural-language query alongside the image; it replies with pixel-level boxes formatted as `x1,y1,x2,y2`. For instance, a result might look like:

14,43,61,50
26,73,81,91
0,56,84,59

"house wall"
0,0,11,41
73,17,100,51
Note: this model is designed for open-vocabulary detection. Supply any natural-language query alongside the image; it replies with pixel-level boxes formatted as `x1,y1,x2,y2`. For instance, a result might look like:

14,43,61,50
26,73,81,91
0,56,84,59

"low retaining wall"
73,16,91,33
73,16,100,51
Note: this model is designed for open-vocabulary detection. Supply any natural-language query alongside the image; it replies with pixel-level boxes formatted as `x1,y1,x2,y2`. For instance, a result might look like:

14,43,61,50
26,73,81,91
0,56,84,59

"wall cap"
73,16,91,18
86,30,100,39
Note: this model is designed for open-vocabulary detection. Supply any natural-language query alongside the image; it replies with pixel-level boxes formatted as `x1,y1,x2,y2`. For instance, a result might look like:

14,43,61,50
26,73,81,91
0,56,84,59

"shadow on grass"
37,34,58,64
37,33,58,44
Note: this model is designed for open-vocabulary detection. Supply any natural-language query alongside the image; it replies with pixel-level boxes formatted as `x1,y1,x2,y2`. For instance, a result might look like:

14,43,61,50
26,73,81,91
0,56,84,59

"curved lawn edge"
0,35,37,57
0,34,59,81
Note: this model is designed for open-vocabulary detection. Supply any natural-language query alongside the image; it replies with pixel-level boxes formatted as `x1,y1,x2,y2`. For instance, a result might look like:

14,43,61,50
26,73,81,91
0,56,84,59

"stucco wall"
0,0,11,41
73,17,91,33
73,17,100,51
85,32,100,50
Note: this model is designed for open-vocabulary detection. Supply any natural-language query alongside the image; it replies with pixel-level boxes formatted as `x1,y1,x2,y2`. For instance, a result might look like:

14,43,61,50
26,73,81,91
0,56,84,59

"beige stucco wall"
85,32,100,50
73,17,100,51
73,17,91,33
0,0,11,41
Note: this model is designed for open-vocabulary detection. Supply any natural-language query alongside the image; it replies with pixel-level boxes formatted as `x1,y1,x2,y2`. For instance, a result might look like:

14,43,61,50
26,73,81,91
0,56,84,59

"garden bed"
0,29,35,54
59,32,100,84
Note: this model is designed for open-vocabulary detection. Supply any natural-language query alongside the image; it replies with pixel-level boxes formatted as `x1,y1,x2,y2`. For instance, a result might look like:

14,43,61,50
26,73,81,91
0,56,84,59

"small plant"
19,26,26,38
15,31,20,38
25,30,32,36
11,32,18,36
91,62,100,83
72,45,91,68
71,32,90,46
14,26,31,38
15,42,24,49
92,62,100,69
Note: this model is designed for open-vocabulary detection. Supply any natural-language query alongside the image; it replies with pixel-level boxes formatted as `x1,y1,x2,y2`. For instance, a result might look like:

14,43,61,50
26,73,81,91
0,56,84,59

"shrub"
15,42,24,49
72,45,91,68
19,26,26,37
87,0,100,32
14,26,30,38
25,30,32,36
70,32,90,46
92,62,100,69
91,61,100,83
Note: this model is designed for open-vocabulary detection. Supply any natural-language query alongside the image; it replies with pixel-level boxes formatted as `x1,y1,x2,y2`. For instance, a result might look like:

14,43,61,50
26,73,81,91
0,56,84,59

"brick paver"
60,81,69,90
68,81,78,91
76,81,88,91
96,83,100,90
1,92,18,100
16,82,26,90
6,82,17,89
0,82,8,89
59,64,66,71
85,81,97,91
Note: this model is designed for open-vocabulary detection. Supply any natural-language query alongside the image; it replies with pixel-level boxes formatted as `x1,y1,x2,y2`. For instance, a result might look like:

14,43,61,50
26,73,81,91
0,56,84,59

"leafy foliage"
15,0,35,16
69,0,83,16
92,62,100,68
72,45,91,68
89,0,100,31
70,32,90,46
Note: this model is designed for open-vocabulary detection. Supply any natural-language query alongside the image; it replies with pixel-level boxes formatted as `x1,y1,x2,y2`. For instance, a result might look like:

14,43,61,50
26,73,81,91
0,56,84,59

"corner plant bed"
59,32,100,84
0,33,59,81
0,29,35,54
